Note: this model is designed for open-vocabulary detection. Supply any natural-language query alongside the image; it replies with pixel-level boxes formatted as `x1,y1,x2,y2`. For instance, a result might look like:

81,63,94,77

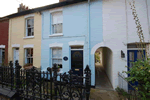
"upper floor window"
51,11,63,34
26,18,34,37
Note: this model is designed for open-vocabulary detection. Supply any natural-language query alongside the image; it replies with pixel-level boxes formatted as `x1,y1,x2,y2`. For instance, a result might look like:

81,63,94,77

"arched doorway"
95,47,113,89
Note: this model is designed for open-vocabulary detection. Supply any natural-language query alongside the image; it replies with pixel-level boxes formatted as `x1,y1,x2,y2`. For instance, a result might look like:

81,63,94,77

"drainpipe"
88,0,91,67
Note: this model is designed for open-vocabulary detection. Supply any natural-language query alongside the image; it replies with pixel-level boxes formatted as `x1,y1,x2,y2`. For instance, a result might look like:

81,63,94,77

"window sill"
49,33,63,37
23,36,34,39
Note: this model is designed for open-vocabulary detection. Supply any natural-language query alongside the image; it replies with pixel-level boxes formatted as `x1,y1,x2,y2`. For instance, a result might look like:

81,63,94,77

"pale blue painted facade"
41,0,103,86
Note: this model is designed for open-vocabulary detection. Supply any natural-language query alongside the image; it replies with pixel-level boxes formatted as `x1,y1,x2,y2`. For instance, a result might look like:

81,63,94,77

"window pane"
31,49,33,57
52,49,57,58
27,58,30,64
27,19,34,27
52,59,58,64
57,23,62,33
52,24,57,34
52,23,62,34
31,28,34,36
129,62,133,68
31,58,33,64
129,52,134,61
26,48,33,64
2,50,5,59
58,49,62,57
27,28,32,36
26,49,30,57
58,59,62,64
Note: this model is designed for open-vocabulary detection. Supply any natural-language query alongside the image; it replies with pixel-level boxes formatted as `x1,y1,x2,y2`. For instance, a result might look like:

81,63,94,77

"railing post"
0,65,3,88
9,61,14,90
52,64,58,100
47,67,53,100
15,60,22,99
31,66,36,100
84,65,91,100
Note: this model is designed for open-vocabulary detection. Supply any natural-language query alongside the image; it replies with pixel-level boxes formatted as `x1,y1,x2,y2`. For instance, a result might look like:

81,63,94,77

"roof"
1,0,87,19
0,17,9,22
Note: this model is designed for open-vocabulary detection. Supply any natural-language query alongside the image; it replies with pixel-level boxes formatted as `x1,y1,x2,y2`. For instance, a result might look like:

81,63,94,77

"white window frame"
51,48,62,66
25,17,34,37
25,48,33,64
50,10,63,36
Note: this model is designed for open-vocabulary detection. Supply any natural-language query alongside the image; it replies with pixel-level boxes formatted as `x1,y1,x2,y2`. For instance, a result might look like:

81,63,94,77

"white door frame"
13,48,19,67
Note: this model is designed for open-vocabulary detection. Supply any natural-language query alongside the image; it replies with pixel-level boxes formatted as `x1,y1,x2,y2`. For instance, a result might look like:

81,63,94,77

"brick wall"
0,20,9,65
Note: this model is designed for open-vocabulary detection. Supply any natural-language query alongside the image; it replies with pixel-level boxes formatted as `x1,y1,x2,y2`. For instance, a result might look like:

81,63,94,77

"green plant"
115,87,130,98
123,59,150,99
121,0,150,99
95,53,100,63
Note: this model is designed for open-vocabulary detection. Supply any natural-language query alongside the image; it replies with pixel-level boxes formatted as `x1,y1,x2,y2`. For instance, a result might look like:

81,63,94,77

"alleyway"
95,64,113,90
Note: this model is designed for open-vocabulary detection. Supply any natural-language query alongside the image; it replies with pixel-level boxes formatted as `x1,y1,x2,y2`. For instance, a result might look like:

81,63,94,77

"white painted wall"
103,0,127,89
102,0,150,89
127,0,150,43
103,47,113,85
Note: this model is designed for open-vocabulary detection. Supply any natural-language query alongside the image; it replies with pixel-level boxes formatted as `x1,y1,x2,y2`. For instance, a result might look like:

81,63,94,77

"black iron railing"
0,61,91,100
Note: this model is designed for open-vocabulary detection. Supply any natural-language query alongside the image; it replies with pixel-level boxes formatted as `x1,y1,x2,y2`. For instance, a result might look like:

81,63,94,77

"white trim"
0,45,5,48
127,48,146,50
69,41,84,46
49,33,63,37
49,8,63,13
49,42,63,48
24,14,34,18
23,44,34,48
23,36,34,39
71,49,84,50
91,42,105,54
12,44,20,48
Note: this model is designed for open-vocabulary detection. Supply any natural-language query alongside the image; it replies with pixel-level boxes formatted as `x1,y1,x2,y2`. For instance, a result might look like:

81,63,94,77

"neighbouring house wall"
8,13,41,68
101,0,150,89
0,20,9,65
127,0,150,43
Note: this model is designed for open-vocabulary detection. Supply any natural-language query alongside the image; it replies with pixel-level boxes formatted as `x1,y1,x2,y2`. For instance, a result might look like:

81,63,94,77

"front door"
127,50,145,90
14,48,19,67
71,50,83,76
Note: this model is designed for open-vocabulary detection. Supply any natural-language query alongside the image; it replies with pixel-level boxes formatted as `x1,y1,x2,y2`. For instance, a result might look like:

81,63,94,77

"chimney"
59,0,74,2
59,0,66,2
18,3,29,12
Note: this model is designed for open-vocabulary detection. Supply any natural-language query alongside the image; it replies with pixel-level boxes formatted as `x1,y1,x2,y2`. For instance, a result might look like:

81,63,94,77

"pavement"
90,88,121,100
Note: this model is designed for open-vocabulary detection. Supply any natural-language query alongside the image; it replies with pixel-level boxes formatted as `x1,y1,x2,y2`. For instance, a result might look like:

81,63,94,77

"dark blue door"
127,50,145,90
71,50,83,76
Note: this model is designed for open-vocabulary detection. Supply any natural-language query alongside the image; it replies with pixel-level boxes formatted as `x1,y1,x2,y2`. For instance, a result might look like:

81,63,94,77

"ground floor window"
0,48,5,65
25,48,33,64
52,48,62,67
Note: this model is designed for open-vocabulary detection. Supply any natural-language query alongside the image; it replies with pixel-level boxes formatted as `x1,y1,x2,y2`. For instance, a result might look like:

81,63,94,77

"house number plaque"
63,56,68,61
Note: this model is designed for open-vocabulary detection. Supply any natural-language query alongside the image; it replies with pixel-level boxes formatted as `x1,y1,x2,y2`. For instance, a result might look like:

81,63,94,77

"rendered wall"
8,13,41,68
41,0,103,86
0,20,9,65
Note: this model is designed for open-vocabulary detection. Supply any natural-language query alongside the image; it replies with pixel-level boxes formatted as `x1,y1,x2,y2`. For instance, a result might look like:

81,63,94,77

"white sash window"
52,11,63,34
52,48,62,66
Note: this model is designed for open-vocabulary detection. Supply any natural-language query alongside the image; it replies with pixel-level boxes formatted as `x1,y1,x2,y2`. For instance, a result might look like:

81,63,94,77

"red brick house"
0,17,9,65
